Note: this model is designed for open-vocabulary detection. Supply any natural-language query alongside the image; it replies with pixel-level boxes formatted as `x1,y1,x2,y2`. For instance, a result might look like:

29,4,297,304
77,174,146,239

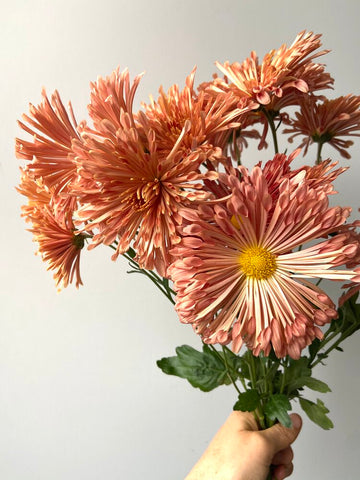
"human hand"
185,411,302,480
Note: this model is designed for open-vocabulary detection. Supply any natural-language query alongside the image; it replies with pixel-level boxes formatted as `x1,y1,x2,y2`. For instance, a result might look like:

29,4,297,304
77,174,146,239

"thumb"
260,414,302,454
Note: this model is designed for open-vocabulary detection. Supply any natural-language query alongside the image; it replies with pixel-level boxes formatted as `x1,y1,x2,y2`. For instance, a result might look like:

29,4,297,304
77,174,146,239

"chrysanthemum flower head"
17,169,86,290
212,31,333,110
169,155,360,359
74,112,222,276
284,94,360,158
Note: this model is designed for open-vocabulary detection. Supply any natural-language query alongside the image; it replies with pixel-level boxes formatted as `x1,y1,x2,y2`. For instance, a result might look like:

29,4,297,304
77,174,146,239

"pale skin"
185,412,302,480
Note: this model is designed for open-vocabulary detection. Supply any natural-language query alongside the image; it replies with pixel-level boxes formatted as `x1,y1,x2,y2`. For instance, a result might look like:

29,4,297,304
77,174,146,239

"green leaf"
335,292,360,340
262,361,281,384
299,398,334,430
310,293,360,366
288,376,331,393
233,390,260,412
308,338,321,362
301,377,331,393
157,345,230,392
284,357,311,394
287,357,311,379
157,355,185,377
264,394,292,428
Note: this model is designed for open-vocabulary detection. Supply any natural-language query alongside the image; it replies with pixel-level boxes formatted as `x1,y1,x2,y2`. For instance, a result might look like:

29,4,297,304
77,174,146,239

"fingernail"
291,415,301,429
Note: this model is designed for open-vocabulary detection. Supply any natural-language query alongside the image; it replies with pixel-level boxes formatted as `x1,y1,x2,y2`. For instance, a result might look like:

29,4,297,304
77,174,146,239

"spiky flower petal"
15,90,81,193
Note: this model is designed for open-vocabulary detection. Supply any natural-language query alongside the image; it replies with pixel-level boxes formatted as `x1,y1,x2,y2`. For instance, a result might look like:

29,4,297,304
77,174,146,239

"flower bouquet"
16,30,360,477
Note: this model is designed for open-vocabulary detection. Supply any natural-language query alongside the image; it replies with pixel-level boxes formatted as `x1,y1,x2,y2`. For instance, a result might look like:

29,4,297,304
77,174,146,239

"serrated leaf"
157,356,185,377
288,376,331,393
302,377,331,393
264,394,292,428
233,390,260,412
157,345,229,392
299,398,334,430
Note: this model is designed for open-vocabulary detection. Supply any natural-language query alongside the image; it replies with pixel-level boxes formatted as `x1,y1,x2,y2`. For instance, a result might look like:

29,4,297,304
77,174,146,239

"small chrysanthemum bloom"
15,89,82,194
74,115,222,276
212,31,332,109
169,158,360,359
18,169,86,289
284,94,360,159
30,207,86,290
140,68,251,155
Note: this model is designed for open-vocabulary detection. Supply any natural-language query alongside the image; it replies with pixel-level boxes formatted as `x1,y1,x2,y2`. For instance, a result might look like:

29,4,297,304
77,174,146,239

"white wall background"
1,1,360,479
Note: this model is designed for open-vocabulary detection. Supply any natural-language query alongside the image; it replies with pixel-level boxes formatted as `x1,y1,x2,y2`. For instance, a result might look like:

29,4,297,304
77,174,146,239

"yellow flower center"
238,246,277,280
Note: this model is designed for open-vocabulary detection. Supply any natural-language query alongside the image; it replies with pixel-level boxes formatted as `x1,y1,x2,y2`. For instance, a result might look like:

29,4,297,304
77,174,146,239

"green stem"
311,324,357,368
267,357,274,395
109,245,176,304
280,357,288,394
315,329,339,351
248,353,257,390
234,134,242,166
266,470,274,480
221,346,241,394
247,354,266,429
316,142,323,165
262,109,279,154
223,346,248,391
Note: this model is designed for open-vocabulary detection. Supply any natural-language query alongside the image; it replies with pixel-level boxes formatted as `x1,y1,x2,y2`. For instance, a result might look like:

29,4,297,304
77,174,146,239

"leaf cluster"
157,294,359,430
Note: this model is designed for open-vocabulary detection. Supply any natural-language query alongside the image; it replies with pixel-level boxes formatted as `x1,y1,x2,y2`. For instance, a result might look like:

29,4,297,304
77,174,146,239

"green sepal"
299,398,334,430
264,394,292,428
233,389,260,412
157,344,231,392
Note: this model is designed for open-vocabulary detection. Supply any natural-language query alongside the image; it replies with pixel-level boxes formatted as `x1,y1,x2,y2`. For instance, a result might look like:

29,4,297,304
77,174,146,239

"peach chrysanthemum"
74,115,221,276
140,69,252,155
15,89,82,193
284,95,360,158
212,31,332,109
18,170,86,289
169,156,360,359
